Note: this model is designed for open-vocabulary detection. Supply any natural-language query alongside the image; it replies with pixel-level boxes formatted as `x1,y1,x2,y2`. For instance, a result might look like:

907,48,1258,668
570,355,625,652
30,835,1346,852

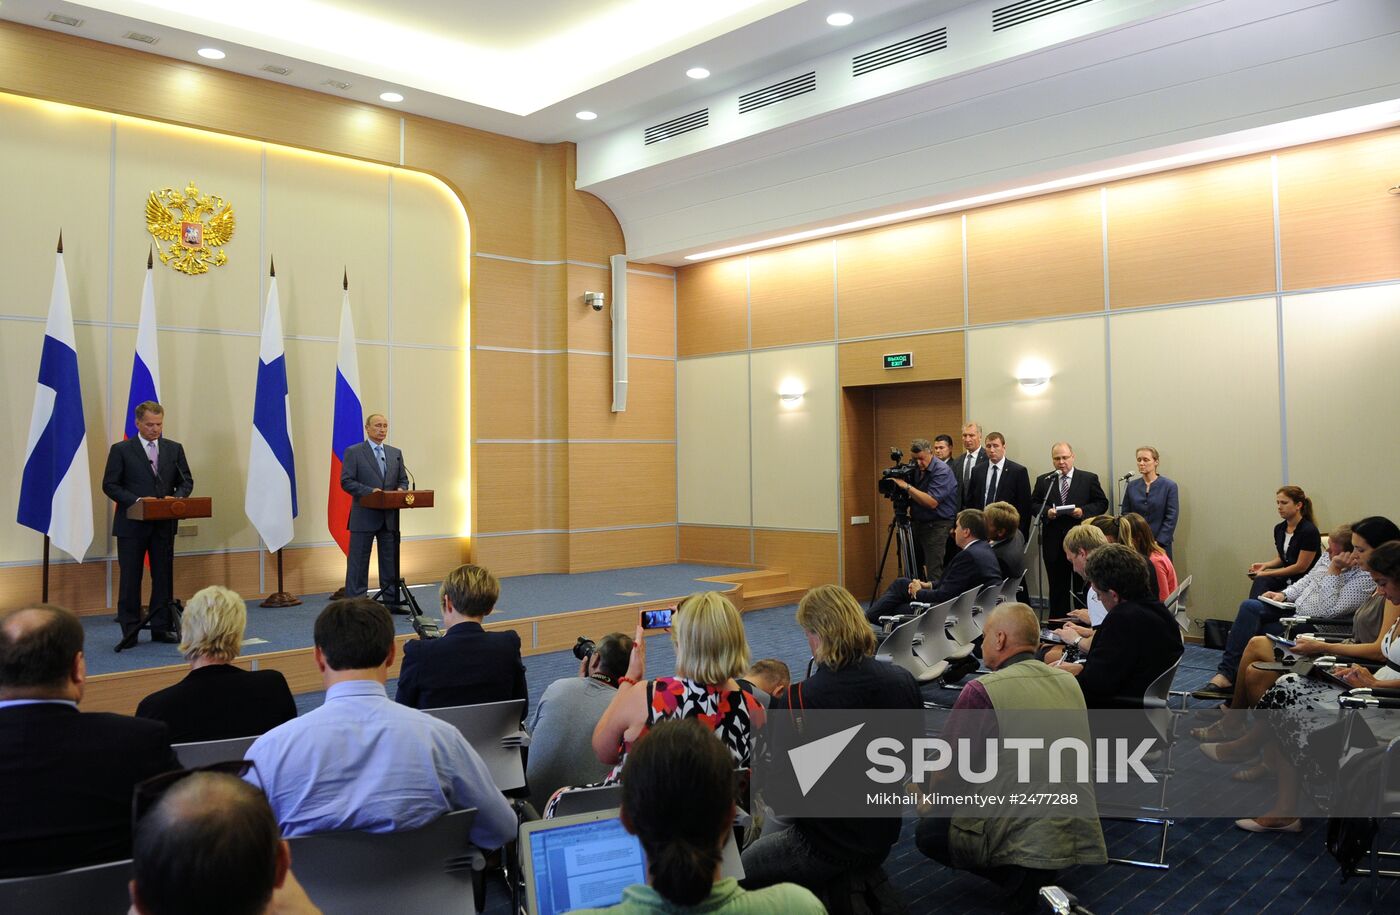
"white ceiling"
4,0,1398,266
0,0,947,138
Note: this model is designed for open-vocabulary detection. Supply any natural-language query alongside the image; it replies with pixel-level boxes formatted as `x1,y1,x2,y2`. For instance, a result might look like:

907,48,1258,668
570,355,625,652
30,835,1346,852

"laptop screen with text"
524,812,646,915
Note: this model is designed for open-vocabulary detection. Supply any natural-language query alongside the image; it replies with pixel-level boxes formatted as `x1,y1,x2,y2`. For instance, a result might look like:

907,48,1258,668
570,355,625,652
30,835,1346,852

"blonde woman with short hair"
135,585,296,742
591,591,763,782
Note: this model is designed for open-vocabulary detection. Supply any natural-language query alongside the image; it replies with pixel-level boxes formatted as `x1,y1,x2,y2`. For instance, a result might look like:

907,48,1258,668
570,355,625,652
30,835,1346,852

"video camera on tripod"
878,448,919,505
870,447,922,604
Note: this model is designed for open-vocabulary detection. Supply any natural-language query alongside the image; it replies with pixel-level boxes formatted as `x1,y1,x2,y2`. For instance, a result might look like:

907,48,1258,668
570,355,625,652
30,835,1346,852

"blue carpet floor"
287,600,1400,913
84,563,748,676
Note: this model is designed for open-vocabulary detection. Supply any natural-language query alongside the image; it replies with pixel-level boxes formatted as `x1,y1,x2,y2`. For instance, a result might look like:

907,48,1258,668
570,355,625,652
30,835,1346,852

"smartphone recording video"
641,608,674,630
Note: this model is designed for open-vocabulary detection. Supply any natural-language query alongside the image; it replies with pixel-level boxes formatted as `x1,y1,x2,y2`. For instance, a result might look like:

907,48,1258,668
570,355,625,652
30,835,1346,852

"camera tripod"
870,500,919,605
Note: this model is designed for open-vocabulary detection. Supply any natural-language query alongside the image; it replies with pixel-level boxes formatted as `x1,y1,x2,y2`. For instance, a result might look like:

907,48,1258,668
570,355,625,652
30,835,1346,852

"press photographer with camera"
887,438,957,580
394,563,527,715
526,632,635,811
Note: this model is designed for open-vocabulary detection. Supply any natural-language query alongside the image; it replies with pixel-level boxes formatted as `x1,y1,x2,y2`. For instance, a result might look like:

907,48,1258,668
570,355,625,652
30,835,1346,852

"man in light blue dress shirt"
246,599,516,848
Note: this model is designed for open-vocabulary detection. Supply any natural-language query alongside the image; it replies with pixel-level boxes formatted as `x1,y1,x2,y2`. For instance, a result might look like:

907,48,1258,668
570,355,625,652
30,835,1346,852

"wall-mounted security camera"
584,291,606,311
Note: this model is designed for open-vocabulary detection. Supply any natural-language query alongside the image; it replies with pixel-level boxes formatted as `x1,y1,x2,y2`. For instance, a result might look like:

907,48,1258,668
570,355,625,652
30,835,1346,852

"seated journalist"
130,771,321,915
865,509,1003,624
0,605,178,877
1051,544,1183,708
916,602,1106,909
573,718,823,915
245,598,516,848
527,631,634,811
136,585,296,742
395,563,528,714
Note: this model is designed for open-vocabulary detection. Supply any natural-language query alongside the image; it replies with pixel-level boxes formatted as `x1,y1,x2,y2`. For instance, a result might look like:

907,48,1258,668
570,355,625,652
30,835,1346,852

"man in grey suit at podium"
341,414,410,601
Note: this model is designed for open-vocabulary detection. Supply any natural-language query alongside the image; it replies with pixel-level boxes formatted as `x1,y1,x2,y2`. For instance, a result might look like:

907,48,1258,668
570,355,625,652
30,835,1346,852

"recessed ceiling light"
379,92,404,103
826,12,854,27
576,110,598,121
196,47,225,60
686,67,710,80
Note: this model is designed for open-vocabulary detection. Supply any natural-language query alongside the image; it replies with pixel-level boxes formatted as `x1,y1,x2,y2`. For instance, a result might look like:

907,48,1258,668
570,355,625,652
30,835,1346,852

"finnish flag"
245,268,298,553
17,244,93,561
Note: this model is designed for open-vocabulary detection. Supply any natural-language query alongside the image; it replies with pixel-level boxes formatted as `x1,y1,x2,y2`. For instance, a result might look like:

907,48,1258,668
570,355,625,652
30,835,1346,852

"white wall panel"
750,345,837,531
676,354,751,527
1110,298,1282,620
966,317,1109,481
1284,284,1400,527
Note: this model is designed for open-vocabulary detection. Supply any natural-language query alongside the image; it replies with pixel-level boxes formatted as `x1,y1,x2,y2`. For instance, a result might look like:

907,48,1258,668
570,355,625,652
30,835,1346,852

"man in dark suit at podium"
1030,442,1108,615
966,432,1033,539
103,401,194,650
341,413,410,601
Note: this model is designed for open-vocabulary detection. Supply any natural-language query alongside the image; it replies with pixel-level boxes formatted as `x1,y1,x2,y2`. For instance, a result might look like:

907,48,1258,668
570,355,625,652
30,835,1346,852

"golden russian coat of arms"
145,181,236,275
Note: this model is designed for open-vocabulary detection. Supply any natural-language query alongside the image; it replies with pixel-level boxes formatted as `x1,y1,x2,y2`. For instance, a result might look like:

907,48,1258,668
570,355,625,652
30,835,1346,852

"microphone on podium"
1118,472,1136,482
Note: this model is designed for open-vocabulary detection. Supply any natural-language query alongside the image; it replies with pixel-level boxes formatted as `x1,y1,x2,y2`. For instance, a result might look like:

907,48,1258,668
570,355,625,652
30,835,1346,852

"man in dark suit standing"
0,605,178,877
1030,442,1109,615
951,422,988,510
395,564,527,714
103,401,194,650
341,413,410,600
866,510,1004,623
967,432,1033,539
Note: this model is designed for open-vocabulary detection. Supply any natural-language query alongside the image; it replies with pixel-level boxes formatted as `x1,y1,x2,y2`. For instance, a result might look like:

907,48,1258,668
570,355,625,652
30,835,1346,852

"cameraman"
526,632,634,811
894,438,958,580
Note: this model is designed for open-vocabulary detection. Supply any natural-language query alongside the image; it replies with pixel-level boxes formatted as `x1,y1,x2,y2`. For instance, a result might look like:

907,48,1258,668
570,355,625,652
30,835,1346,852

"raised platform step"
718,569,793,591
741,585,806,611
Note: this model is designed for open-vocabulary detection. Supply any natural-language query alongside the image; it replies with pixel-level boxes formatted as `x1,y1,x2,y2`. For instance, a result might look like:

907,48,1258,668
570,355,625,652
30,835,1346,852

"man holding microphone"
1030,442,1107,615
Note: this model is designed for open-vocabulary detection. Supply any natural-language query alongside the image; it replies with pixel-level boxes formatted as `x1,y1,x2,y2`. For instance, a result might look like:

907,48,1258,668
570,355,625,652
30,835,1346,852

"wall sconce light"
778,379,806,405
1389,183,1400,195
1014,359,1052,394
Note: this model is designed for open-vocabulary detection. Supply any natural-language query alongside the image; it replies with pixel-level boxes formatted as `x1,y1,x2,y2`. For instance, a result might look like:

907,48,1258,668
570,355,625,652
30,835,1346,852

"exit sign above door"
883,352,913,370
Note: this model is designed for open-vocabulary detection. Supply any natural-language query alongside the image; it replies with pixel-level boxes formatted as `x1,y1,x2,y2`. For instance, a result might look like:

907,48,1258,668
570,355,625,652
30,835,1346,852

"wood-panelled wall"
0,19,676,609
676,126,1400,614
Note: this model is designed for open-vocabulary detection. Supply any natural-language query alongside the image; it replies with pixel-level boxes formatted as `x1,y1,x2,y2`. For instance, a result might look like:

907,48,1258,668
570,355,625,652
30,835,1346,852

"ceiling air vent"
123,31,158,44
738,71,816,114
644,108,708,145
260,64,293,76
45,12,83,27
993,0,1099,32
321,79,353,91
853,28,947,77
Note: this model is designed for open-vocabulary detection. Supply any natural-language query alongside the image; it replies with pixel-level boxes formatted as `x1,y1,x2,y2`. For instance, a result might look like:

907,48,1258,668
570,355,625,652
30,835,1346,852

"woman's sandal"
1190,720,1239,742
1231,763,1274,782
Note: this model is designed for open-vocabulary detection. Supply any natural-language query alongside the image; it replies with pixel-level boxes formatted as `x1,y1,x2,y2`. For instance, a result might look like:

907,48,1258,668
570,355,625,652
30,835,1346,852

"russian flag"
245,266,298,553
123,257,161,438
17,241,93,562
328,279,362,556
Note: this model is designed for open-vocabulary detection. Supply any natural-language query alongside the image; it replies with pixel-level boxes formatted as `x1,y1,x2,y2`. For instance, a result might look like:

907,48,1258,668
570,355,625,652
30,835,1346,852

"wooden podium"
361,489,434,511
127,496,213,521
362,490,433,615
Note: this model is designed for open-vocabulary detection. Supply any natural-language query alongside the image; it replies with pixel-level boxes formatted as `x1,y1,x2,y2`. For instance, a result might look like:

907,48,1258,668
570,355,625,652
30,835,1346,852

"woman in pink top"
1125,512,1178,601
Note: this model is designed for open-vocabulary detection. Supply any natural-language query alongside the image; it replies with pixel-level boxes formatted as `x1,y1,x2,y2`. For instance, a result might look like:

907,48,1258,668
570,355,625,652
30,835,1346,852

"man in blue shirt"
891,438,958,580
246,598,517,849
